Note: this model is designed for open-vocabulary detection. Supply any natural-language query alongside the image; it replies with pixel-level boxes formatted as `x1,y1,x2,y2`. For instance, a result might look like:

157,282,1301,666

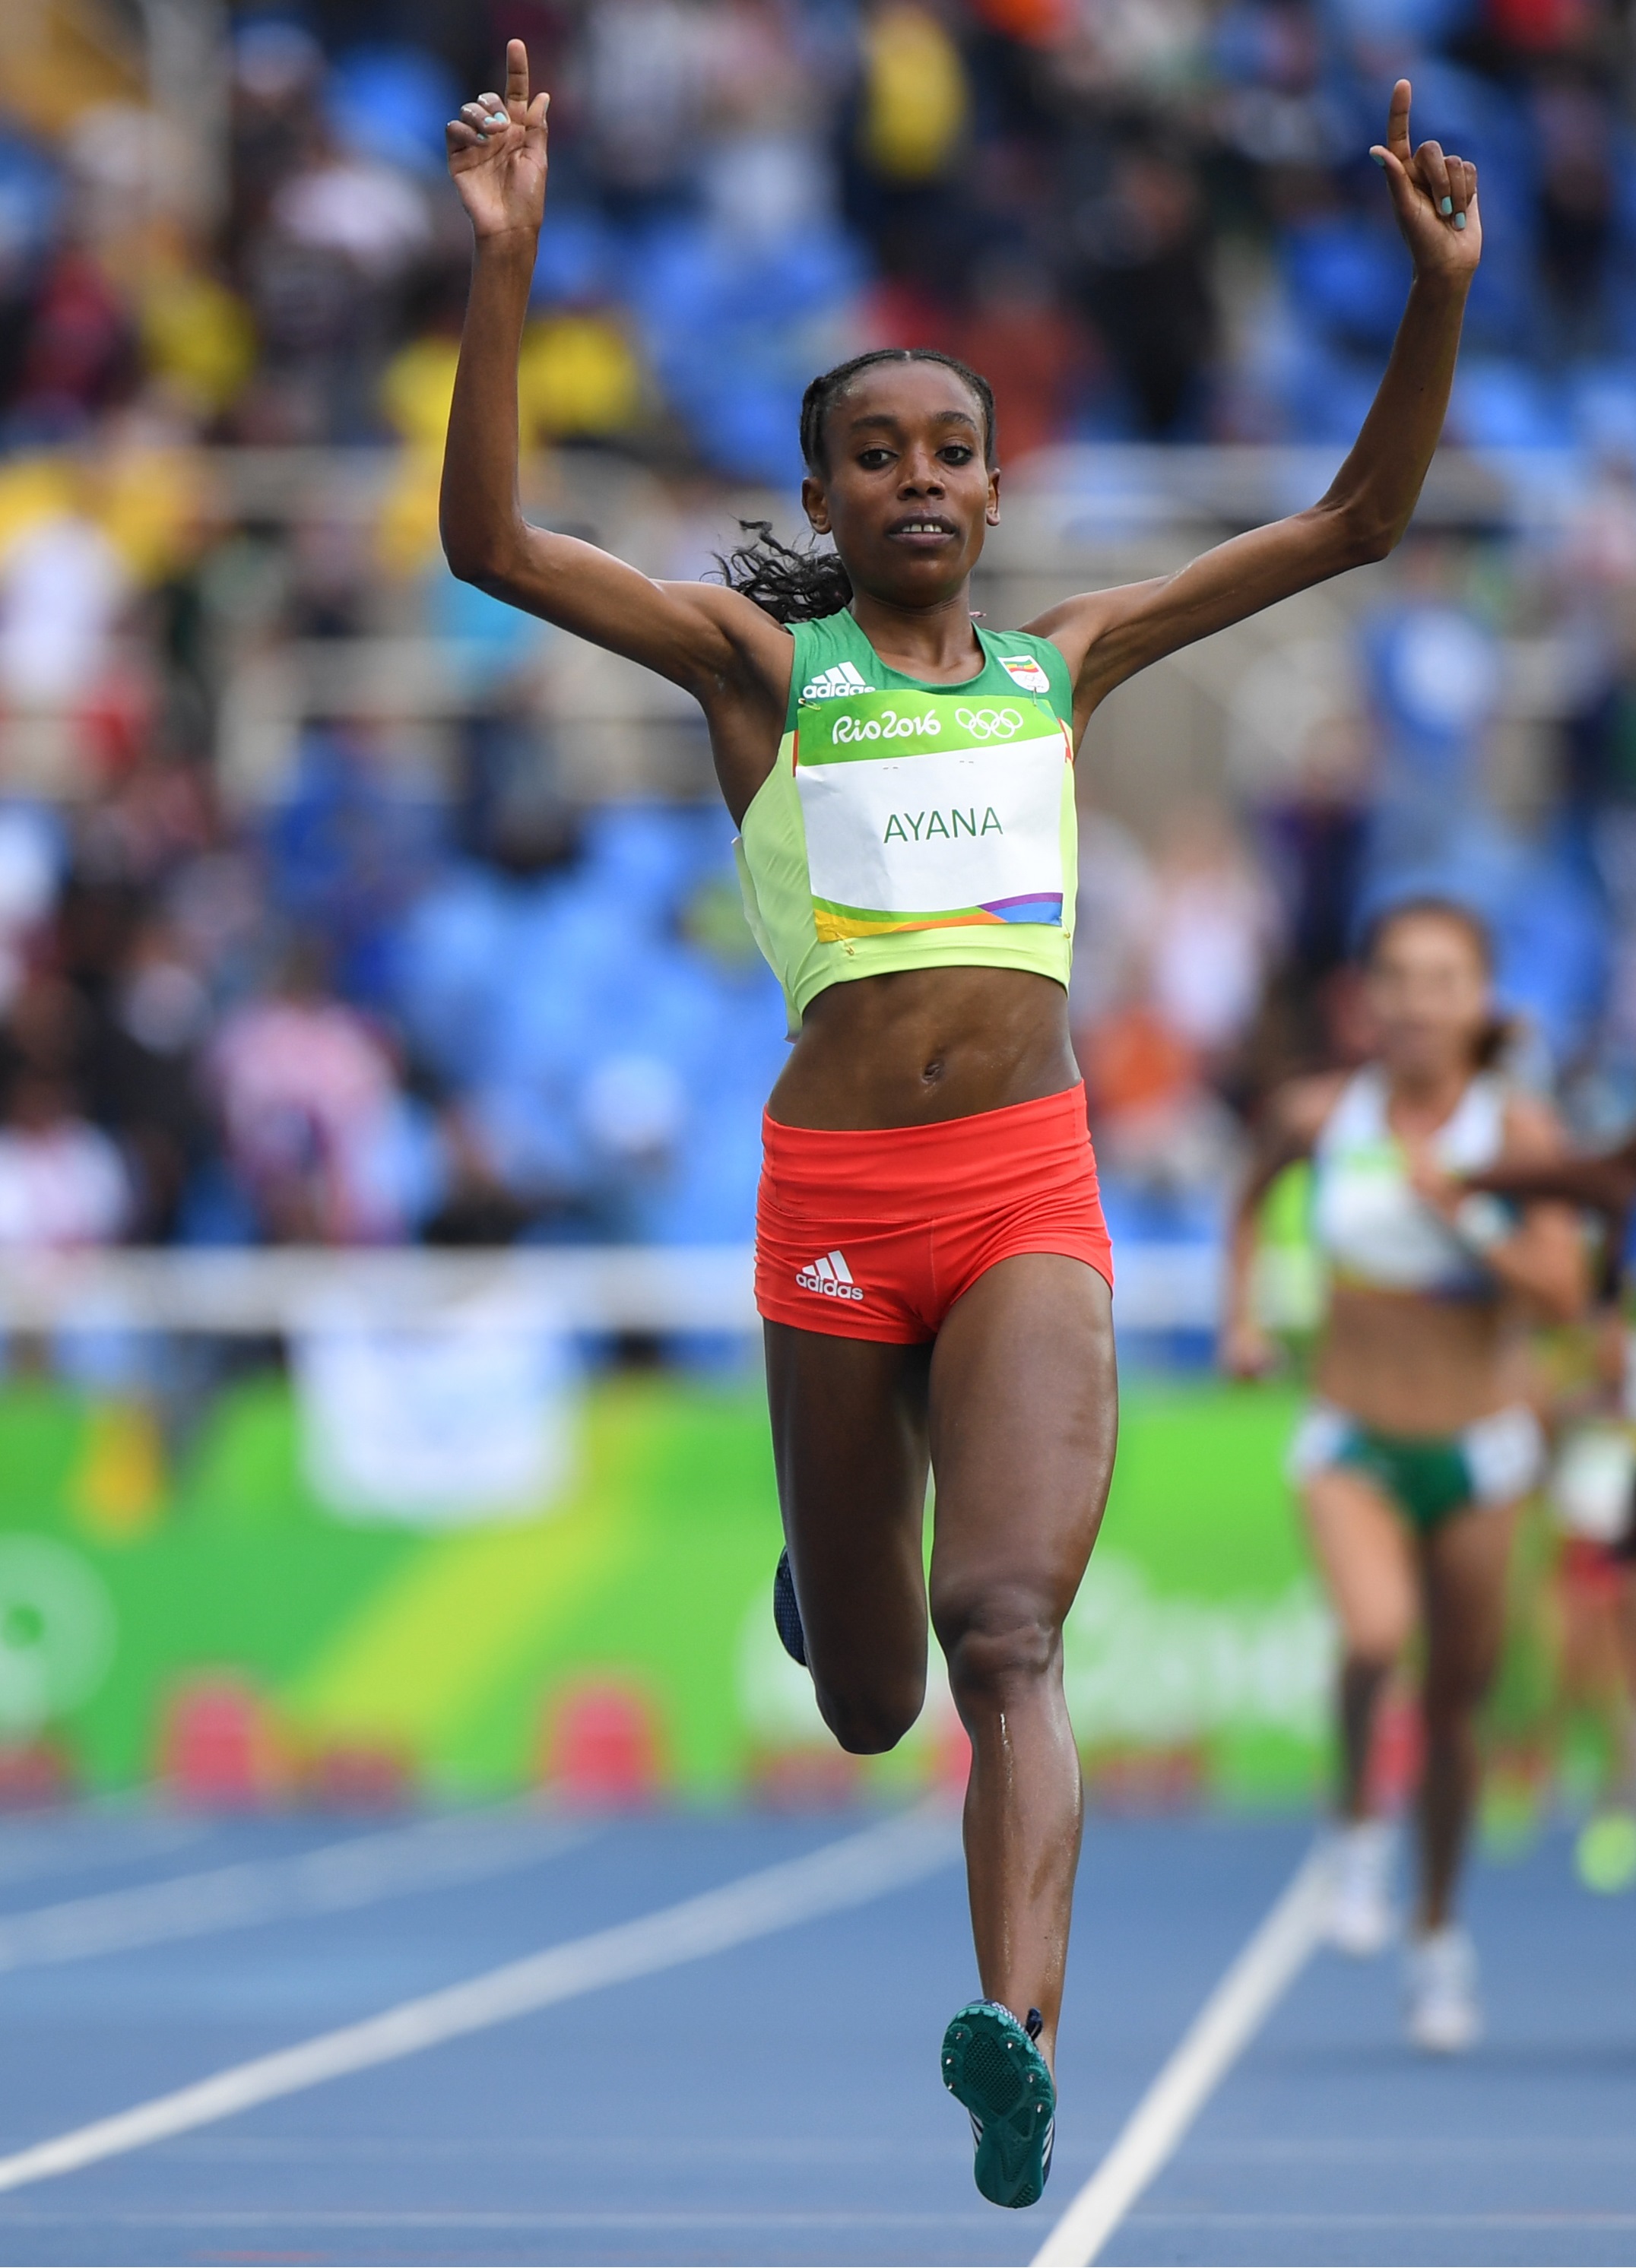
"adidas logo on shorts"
796,1249,864,1303
801,662,874,700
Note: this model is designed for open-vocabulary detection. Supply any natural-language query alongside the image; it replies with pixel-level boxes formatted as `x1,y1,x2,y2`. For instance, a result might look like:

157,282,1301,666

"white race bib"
797,703,1068,934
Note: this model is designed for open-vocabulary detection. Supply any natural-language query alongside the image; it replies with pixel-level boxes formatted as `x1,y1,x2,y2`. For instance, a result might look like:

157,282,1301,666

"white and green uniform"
734,609,1077,1031
1289,1066,1544,1525
1312,1066,1510,1298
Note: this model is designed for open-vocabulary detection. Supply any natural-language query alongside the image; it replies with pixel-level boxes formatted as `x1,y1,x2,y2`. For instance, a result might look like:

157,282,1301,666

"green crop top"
734,609,1078,1031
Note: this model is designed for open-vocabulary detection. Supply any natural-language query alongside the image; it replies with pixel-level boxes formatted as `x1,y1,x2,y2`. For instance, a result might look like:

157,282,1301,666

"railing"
5,444,1592,809
0,1244,1316,1335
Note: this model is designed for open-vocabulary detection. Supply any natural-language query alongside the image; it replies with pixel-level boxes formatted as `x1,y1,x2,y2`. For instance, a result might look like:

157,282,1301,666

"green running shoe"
772,1547,806,1666
1577,1807,1636,1894
940,2000,1055,2209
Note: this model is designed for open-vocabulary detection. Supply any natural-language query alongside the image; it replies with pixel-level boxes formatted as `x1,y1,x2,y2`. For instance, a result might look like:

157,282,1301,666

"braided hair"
715,348,997,626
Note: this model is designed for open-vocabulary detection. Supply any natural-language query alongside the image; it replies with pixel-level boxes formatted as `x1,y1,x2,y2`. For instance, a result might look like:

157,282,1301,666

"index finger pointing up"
506,38,530,113
1386,76,1412,158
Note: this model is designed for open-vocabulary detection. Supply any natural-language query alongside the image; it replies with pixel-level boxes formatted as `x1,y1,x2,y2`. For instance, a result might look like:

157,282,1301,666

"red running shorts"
754,1082,1114,1345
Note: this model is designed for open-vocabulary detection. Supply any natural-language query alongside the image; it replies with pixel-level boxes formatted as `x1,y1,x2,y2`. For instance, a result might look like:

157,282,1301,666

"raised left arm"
1031,79,1479,743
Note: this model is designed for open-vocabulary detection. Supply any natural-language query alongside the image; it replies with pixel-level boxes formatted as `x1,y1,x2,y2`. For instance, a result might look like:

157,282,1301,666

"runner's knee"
1336,1576,1415,1663
813,1671,923,1755
1341,1637,1401,1686
1422,1644,1498,1731
936,1587,1061,1716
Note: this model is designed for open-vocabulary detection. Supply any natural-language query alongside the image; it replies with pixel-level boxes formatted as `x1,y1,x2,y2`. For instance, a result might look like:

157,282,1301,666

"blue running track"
0,1806,1631,2266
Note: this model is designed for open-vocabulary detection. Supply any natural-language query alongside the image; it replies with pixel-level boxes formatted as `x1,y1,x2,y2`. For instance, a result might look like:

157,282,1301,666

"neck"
1386,1059,1473,1116
848,584,983,681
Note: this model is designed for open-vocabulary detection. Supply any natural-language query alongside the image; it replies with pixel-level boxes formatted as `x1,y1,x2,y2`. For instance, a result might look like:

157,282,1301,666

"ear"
986,466,1001,527
801,474,829,534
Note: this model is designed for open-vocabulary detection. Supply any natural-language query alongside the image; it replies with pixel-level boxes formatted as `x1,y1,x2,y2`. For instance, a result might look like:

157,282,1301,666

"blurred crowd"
5,0,1636,1260
11,0,1636,466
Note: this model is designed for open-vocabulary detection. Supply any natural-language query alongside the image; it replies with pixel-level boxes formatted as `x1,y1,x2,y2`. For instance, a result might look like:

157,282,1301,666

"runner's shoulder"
1260,1070,1349,1155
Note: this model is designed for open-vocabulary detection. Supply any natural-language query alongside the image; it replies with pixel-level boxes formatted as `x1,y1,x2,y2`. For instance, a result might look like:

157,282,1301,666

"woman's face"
801,362,999,609
1365,913,1491,1082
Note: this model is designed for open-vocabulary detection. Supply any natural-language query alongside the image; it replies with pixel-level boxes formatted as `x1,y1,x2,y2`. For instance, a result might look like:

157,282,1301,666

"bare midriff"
1314,1285,1535,1436
767,966,1079,1132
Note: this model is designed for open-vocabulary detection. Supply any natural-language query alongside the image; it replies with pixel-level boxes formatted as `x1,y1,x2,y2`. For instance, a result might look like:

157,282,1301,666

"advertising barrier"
0,1365,1327,1807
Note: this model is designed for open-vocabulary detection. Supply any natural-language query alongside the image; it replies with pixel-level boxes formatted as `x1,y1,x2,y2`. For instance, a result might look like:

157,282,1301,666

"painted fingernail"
1371,150,1387,166
487,112,509,128
1439,195,1453,214
1454,211,1466,229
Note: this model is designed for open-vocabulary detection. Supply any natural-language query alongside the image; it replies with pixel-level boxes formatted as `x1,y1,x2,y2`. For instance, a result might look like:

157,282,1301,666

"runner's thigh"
763,1320,933,1721
927,1254,1117,1638
1420,1498,1520,1700
1303,1466,1418,1661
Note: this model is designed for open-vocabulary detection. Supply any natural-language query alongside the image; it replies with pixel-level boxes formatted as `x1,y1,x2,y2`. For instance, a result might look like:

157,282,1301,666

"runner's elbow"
441,533,506,590
1336,503,1398,567
439,506,522,592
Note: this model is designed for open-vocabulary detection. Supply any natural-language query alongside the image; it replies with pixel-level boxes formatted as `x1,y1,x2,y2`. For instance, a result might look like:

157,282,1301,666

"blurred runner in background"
1224,900,1584,2051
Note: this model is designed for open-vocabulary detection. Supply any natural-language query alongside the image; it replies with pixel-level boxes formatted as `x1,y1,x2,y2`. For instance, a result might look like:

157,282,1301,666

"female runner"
1222,902,1584,2049
444,47,1483,2203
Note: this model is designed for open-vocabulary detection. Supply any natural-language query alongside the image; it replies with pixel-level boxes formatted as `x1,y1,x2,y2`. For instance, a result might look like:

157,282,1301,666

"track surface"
0,1806,1630,2266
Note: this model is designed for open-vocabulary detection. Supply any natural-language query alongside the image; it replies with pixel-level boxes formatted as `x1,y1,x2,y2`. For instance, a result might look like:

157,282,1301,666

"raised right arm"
439,44,791,728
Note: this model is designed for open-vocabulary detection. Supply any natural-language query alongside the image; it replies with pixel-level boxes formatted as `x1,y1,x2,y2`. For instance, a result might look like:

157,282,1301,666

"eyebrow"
843,408,980,436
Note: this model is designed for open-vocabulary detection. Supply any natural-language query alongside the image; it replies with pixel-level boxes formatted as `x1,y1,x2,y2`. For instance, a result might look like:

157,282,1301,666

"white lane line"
1032,1843,1331,2268
0,1815,210,1889
1127,2211,1636,2231
5,2208,1634,2234
1176,2136,1636,2165
0,2210,997,2231
0,1803,958,2197
137,2134,973,2165
0,1810,593,1971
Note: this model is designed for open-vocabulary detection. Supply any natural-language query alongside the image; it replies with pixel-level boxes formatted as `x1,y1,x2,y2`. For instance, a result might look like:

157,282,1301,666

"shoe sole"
940,2002,1055,2209
1329,1912,1394,1958
1408,2013,1481,2054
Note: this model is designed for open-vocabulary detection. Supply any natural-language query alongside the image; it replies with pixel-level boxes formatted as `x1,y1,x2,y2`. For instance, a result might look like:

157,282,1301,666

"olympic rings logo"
954,706,1024,741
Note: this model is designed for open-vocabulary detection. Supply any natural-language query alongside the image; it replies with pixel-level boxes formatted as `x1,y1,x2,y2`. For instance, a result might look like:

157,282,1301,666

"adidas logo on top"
796,1249,864,1303
801,662,874,700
